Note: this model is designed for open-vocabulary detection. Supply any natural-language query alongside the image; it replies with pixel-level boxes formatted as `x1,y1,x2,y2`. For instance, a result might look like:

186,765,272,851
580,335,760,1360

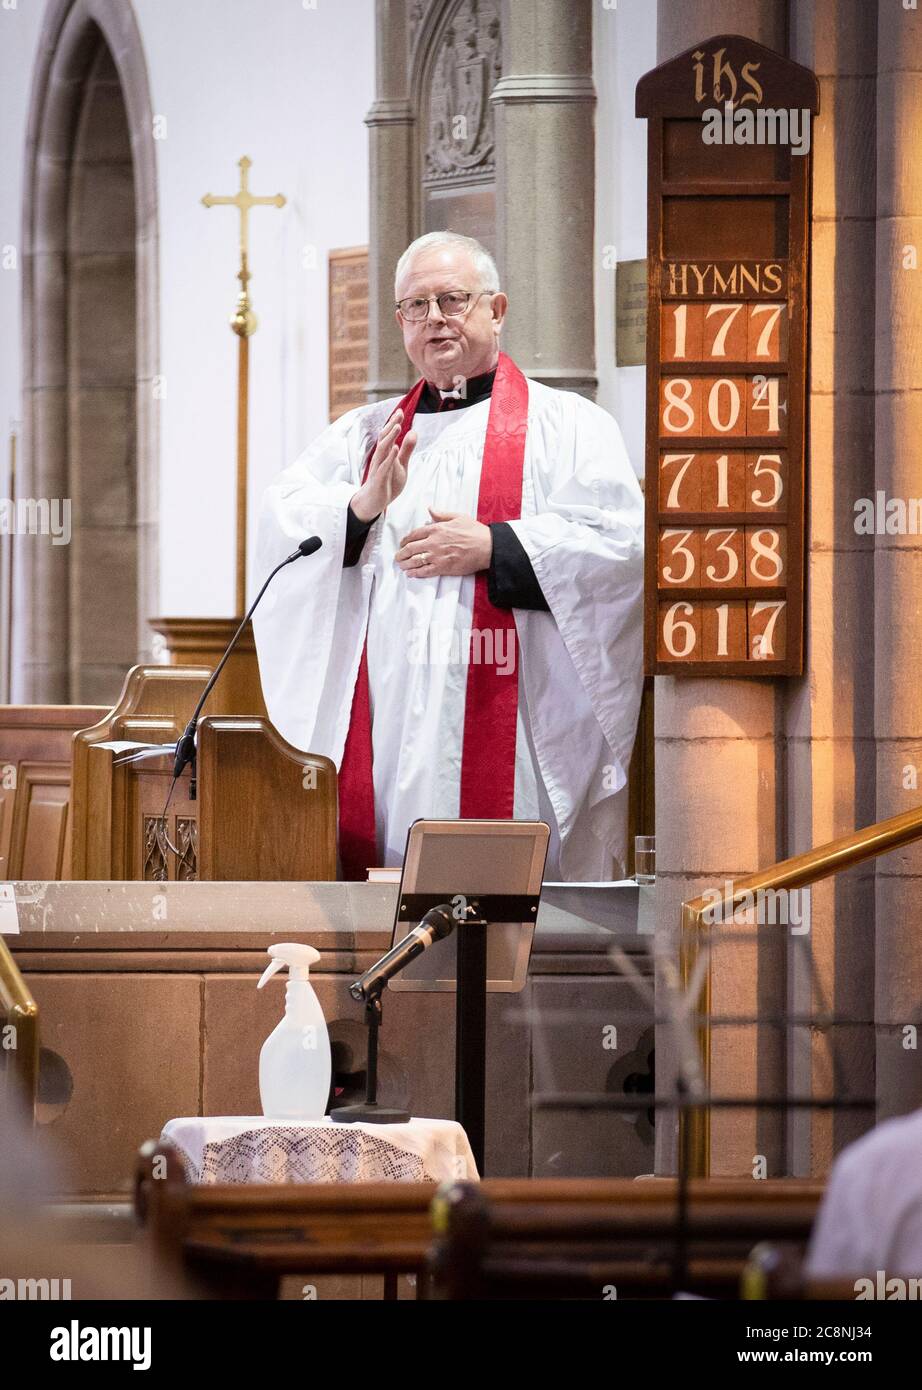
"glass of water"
634,835,655,884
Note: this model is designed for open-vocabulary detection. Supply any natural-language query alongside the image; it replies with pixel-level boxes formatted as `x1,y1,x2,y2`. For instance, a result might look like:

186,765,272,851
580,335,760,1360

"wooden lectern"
70,666,336,881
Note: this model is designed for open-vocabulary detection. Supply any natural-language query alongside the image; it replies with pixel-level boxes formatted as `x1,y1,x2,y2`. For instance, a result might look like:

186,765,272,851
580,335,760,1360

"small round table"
160,1115,479,1185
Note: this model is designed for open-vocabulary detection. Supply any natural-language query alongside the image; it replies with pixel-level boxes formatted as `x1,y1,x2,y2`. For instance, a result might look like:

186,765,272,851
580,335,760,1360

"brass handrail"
679,801,922,1177
0,932,38,1122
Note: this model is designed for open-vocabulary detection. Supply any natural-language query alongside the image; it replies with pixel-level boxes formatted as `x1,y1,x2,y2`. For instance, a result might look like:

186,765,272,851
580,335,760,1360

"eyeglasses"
395,289,493,322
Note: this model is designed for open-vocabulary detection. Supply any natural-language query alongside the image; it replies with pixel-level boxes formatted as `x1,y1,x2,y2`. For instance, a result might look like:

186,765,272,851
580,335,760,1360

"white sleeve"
253,405,387,758
508,391,645,776
255,406,378,570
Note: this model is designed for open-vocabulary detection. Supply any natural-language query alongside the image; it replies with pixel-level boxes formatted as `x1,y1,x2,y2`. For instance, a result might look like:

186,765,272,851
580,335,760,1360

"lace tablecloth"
160,1115,479,1185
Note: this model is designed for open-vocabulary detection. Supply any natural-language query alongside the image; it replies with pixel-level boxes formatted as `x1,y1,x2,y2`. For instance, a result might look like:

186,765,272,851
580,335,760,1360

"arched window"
19,0,159,703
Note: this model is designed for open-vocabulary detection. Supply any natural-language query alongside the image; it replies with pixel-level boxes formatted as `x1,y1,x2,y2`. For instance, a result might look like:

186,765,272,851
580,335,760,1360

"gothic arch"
18,0,158,702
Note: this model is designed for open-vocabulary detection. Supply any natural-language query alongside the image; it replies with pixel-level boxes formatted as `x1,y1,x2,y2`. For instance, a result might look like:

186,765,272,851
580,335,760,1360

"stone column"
653,0,788,1177
491,0,596,396
873,3,922,1123
365,0,416,403
783,0,878,1175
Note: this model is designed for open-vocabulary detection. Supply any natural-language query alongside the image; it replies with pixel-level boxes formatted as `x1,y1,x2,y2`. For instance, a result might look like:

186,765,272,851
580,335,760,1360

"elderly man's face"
395,245,507,388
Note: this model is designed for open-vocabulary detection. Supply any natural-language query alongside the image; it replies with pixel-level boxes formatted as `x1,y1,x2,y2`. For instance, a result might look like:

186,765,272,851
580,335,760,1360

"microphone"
292,537,322,559
172,535,323,794
349,904,455,1002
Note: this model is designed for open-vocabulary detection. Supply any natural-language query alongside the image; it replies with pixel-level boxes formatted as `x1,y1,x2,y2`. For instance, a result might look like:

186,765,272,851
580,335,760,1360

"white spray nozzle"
257,942,321,989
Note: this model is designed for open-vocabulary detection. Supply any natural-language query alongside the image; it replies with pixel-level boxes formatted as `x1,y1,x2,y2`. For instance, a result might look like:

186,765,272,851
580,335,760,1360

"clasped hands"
350,407,492,578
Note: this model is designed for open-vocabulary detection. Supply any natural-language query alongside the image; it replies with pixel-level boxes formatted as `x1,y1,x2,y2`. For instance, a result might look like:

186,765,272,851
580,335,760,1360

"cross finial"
202,154,286,260
202,156,286,335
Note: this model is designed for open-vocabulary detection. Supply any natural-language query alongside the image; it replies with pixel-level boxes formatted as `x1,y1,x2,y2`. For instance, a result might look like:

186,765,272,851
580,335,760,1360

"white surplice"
253,377,644,879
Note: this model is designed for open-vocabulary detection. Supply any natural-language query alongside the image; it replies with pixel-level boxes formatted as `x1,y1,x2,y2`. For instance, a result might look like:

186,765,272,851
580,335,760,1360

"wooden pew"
135,1140,435,1299
134,1141,823,1300
426,1178,824,1300
0,704,107,878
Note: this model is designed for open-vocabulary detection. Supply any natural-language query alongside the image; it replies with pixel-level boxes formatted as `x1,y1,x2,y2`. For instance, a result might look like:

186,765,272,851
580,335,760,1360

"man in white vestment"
254,231,644,880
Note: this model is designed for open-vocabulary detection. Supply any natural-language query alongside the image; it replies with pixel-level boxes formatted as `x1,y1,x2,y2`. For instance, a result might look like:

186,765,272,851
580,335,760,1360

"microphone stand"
172,539,320,799
332,903,454,1125
332,988,411,1126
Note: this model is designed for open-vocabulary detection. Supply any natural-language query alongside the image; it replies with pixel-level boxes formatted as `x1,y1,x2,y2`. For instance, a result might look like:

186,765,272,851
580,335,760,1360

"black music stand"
387,819,549,1175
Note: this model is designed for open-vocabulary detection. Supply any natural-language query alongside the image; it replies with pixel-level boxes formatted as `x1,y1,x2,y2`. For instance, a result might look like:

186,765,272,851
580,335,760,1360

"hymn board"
636,37,819,676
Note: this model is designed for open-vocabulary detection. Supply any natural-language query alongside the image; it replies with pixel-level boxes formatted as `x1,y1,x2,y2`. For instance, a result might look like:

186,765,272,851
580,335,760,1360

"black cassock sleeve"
486,522,550,612
344,510,549,613
343,505,376,567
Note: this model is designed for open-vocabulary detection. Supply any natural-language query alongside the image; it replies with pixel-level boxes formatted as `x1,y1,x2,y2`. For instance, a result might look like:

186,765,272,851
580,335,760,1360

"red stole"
337,351,529,880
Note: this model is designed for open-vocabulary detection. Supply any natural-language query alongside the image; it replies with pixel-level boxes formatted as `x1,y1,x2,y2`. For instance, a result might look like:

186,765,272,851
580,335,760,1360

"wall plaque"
636,36,819,676
329,246,369,422
616,259,647,367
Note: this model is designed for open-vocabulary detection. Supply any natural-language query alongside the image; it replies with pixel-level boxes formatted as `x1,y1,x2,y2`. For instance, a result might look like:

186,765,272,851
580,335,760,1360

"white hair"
394,230,500,299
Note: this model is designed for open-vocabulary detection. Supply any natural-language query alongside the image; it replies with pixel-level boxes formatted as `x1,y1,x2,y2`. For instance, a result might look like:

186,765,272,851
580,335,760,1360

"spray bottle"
256,943,331,1120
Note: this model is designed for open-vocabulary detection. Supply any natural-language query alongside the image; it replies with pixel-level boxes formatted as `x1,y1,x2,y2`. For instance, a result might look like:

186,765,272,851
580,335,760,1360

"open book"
93,739,178,766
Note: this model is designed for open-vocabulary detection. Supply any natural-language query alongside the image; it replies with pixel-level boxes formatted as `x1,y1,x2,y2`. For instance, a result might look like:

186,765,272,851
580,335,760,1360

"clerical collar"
416,366,497,414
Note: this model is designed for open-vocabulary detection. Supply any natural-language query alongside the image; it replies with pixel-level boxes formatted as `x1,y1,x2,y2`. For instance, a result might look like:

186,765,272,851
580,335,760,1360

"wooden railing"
0,930,38,1122
679,803,922,1176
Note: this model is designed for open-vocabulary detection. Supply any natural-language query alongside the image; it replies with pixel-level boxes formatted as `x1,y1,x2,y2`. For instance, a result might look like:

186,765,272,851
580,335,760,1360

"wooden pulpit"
70,666,337,881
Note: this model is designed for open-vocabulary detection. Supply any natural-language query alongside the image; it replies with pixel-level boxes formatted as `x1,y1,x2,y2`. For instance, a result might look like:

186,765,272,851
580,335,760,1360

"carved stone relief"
423,0,501,186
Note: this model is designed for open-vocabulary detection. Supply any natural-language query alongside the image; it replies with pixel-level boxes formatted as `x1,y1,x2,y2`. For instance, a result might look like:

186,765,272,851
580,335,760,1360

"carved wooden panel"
137,810,197,882
142,815,169,882
176,817,197,881
637,35,819,676
0,705,107,879
9,761,70,879
130,760,196,883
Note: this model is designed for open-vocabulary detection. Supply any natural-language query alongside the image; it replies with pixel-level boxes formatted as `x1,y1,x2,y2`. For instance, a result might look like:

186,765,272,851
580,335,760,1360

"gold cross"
202,156,286,335
202,155,286,261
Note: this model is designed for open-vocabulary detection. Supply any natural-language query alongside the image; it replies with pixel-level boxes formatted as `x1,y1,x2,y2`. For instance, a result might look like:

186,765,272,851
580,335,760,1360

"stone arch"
18,0,158,703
